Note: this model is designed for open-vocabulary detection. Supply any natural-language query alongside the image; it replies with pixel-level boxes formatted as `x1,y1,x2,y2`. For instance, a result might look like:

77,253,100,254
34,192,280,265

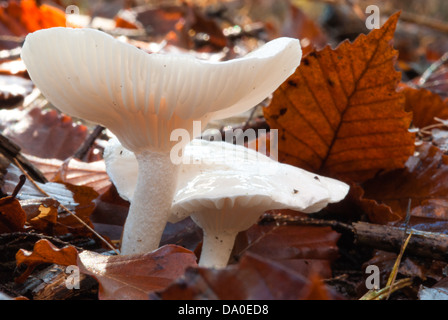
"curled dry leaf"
77,245,198,300
15,239,79,283
264,12,415,183
153,252,341,300
0,194,26,233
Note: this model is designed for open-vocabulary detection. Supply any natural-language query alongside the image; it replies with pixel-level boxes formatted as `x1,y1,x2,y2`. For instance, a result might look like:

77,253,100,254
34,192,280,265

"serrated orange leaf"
264,12,415,182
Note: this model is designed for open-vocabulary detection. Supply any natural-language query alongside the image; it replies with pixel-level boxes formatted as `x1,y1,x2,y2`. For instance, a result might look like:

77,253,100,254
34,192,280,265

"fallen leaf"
233,221,340,278
152,252,341,300
77,244,198,300
27,203,58,234
15,239,79,283
419,278,448,300
363,142,448,226
0,0,65,37
403,87,448,128
0,107,88,160
0,74,33,108
4,163,98,237
264,12,415,183
280,4,328,55
27,155,111,195
0,195,26,233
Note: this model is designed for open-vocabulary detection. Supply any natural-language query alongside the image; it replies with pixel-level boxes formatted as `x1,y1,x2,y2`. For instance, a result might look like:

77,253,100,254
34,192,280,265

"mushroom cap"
171,140,349,231
104,138,350,232
21,27,301,153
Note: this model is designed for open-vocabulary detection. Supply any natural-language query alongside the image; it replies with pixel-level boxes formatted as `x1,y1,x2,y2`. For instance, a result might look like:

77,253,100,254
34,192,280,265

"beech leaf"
403,87,448,129
233,221,340,278
363,142,448,226
264,12,415,182
77,244,198,300
153,252,341,300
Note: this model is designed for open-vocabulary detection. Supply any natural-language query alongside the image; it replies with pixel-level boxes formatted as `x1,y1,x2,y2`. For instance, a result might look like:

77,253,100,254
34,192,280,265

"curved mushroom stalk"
22,27,302,254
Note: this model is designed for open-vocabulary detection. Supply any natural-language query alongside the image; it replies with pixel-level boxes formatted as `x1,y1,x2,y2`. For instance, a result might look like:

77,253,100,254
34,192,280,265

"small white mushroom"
104,138,350,268
21,27,302,254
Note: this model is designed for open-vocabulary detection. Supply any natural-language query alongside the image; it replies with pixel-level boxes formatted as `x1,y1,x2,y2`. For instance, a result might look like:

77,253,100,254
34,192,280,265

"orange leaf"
28,204,59,233
403,87,448,128
77,245,198,300
15,239,79,283
264,12,415,183
0,195,26,233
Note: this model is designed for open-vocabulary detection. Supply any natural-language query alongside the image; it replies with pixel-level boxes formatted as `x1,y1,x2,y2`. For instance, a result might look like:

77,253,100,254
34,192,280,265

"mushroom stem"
120,150,179,255
199,230,239,268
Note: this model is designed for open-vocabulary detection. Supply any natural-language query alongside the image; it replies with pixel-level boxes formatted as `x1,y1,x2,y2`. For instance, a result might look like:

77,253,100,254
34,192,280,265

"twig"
418,52,448,86
261,213,448,262
72,125,105,161
12,158,119,255
0,134,47,183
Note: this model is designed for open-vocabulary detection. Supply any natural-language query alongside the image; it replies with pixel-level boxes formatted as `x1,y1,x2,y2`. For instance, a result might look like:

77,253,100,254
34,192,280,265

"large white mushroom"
104,138,350,268
21,27,302,254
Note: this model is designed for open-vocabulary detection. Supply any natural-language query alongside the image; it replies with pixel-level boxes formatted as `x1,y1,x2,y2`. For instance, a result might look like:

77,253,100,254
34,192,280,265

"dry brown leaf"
233,221,340,278
153,252,342,300
280,4,328,55
27,155,111,195
4,163,99,237
0,107,88,160
264,12,415,183
403,87,448,128
28,203,58,233
15,239,79,283
363,142,448,226
77,245,198,300
0,195,26,233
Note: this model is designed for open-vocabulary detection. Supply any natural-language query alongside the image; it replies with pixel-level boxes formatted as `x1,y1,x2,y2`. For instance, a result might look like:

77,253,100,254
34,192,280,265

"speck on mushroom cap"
171,140,349,230
21,27,302,153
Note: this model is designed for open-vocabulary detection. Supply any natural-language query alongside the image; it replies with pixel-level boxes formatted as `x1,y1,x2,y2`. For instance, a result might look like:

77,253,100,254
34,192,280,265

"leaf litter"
0,0,448,301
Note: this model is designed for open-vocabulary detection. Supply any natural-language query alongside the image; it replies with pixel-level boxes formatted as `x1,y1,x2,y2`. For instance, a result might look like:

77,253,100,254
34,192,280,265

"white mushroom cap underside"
21,27,301,151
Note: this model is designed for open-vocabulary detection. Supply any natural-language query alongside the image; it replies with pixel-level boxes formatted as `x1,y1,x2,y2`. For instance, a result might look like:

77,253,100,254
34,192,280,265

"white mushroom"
21,27,302,254
104,138,350,268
